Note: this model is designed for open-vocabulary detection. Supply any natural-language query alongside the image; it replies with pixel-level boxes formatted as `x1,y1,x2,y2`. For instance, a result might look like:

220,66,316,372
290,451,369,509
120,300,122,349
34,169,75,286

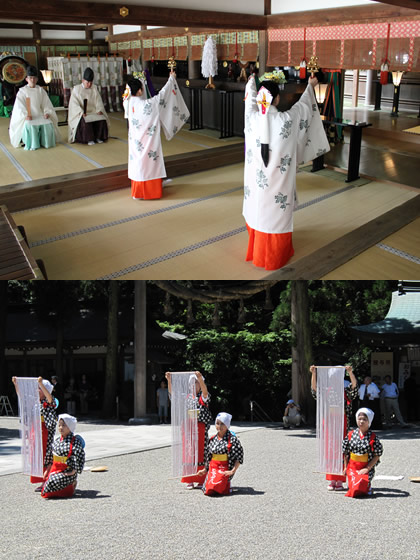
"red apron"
41,437,76,499
204,435,232,496
345,431,375,498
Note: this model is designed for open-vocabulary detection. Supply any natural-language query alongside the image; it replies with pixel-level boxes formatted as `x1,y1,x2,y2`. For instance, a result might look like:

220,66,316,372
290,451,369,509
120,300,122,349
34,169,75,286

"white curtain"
15,378,43,478
316,366,345,475
170,372,198,478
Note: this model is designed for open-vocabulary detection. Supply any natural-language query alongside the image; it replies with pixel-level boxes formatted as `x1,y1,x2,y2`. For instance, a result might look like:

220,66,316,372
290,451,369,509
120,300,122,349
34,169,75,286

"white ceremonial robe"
124,75,190,182
68,83,110,143
243,77,330,234
9,85,60,148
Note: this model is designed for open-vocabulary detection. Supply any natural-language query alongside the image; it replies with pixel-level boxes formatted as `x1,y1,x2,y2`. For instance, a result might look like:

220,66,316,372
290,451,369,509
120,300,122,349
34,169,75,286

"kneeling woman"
41,414,85,499
342,407,383,498
198,412,243,496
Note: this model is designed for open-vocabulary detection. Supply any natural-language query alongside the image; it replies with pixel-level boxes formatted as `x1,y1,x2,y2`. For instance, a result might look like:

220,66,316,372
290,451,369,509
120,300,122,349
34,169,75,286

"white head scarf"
287,399,294,405
42,379,54,394
59,413,77,434
216,412,232,429
356,407,374,428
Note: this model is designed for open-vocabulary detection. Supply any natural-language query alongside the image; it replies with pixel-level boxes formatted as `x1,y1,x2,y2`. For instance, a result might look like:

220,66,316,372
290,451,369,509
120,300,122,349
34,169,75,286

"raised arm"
345,365,357,389
38,376,53,404
244,74,258,118
165,372,172,395
195,371,208,400
310,365,317,392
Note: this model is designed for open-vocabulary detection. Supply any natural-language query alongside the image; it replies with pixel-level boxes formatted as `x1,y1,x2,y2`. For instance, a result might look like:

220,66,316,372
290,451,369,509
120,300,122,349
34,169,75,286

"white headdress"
42,379,54,394
356,407,374,428
59,413,77,433
216,412,232,429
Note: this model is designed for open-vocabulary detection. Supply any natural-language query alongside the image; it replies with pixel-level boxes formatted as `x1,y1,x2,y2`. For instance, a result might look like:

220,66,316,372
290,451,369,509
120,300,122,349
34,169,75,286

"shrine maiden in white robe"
9,85,60,148
68,83,110,143
243,76,330,234
124,75,189,182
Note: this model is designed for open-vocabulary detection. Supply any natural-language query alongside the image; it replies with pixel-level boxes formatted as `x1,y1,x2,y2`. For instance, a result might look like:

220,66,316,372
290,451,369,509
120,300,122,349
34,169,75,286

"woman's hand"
345,365,353,375
165,372,171,380
357,468,369,475
223,470,234,477
196,468,207,477
309,365,316,375
308,76,318,88
170,70,176,78
38,376,43,384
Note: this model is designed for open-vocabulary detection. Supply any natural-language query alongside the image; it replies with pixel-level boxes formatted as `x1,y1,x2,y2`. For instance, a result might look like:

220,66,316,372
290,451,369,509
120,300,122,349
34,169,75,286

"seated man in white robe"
9,65,60,150
68,67,109,146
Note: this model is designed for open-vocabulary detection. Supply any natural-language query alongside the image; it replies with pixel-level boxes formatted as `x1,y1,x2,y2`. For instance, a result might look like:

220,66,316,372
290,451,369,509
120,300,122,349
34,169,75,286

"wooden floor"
12,165,419,280
0,112,242,187
2,106,420,281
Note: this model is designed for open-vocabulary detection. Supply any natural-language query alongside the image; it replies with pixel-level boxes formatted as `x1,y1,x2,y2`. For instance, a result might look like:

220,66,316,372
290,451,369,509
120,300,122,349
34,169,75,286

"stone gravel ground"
0,424,419,560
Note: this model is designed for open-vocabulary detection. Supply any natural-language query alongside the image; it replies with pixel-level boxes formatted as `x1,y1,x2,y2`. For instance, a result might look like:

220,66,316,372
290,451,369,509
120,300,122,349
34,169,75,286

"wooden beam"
0,38,106,46
266,194,420,280
267,3,420,28
0,1,267,30
264,0,271,16
87,23,108,31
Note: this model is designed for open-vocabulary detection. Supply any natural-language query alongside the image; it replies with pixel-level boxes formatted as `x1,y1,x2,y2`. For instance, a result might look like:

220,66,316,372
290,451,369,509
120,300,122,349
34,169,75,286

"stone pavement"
0,417,419,560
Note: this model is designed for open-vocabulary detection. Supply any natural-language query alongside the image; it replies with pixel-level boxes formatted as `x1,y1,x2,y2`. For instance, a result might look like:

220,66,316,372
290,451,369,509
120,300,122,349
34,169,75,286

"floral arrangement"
133,71,145,80
262,69,287,84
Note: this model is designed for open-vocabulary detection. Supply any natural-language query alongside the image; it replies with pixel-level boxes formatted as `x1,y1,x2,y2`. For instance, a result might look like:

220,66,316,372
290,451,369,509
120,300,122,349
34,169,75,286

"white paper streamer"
316,366,345,476
15,377,43,478
170,372,198,477
201,36,217,78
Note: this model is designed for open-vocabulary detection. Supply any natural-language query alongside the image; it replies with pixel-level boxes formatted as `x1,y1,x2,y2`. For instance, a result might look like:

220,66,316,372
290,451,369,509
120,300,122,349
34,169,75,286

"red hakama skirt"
245,224,294,270
131,178,163,200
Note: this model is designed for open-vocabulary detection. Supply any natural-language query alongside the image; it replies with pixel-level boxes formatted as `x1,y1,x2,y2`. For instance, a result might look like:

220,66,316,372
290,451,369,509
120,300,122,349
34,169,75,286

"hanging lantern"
212,302,221,327
237,298,246,323
380,61,389,85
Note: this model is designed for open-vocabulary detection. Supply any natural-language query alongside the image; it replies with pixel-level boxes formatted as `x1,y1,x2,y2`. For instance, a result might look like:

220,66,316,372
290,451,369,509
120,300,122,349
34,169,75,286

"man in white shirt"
381,375,408,427
359,376,382,429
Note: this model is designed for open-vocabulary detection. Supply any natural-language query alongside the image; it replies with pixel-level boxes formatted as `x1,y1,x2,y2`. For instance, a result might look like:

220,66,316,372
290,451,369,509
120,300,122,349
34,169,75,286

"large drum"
0,53,28,106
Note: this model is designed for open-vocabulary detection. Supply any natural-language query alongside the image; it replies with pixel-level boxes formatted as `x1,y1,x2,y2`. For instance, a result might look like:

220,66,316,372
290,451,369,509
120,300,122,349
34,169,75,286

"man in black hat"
68,66,109,145
9,65,60,149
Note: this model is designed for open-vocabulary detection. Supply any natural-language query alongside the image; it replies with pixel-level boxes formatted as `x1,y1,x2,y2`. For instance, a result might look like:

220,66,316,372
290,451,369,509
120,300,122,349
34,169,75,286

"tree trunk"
102,281,120,417
0,281,8,395
134,281,147,418
291,280,315,424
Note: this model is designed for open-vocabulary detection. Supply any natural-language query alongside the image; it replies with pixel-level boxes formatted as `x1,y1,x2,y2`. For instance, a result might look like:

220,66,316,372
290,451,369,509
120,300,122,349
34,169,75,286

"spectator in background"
79,374,92,415
65,377,78,415
156,380,169,424
51,375,64,410
381,375,408,427
283,399,302,429
359,376,382,430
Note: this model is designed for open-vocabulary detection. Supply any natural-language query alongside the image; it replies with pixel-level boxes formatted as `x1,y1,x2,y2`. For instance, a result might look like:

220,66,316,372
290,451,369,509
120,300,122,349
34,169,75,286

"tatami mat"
322,217,420,279
0,112,242,187
12,165,419,280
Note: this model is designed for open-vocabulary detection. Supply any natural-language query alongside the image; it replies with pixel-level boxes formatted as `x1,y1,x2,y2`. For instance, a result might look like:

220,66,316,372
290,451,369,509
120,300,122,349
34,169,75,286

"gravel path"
0,425,418,560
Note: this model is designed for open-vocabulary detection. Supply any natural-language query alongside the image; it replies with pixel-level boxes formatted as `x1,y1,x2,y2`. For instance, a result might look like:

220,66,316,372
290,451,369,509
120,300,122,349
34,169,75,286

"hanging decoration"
300,28,307,79
307,55,320,77
380,23,391,85
232,33,239,63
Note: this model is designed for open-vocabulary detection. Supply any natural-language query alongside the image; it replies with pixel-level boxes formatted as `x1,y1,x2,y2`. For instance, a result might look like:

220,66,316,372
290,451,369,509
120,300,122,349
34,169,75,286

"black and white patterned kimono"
41,399,58,467
343,429,383,482
42,433,85,496
202,430,244,493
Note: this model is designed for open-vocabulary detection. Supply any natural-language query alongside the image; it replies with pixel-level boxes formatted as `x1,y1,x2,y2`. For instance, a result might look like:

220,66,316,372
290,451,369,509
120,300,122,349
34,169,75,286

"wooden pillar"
86,24,93,55
131,280,149,422
365,69,375,105
32,22,42,68
352,69,359,108
259,30,268,75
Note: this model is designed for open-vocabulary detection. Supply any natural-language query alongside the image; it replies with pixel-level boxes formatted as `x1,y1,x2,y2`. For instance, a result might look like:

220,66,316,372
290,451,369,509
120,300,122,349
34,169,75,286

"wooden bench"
0,205,45,279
